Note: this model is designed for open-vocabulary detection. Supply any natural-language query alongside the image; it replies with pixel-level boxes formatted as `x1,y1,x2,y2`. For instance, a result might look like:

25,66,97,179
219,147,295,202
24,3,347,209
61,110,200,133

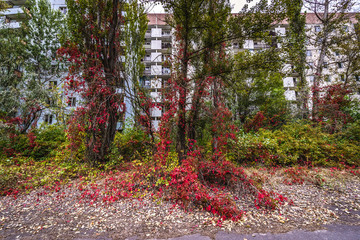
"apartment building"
282,13,359,104
141,13,172,130
1,2,359,129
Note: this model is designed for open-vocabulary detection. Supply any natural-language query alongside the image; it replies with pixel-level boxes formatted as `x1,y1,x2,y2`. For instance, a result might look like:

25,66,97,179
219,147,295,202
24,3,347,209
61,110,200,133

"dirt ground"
0,168,359,240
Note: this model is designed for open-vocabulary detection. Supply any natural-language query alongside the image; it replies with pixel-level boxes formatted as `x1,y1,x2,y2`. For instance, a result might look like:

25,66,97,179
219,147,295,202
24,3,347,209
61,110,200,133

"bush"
0,124,66,160
230,121,360,167
108,126,153,164
338,121,360,142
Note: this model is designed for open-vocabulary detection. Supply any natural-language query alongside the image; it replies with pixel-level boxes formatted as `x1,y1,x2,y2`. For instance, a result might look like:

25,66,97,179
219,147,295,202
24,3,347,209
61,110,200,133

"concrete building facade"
1,1,359,129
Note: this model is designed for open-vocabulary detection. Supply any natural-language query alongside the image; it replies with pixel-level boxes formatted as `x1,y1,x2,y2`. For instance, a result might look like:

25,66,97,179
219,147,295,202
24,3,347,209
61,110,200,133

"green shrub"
108,126,153,164
231,121,360,167
30,124,66,159
338,121,360,142
0,124,66,160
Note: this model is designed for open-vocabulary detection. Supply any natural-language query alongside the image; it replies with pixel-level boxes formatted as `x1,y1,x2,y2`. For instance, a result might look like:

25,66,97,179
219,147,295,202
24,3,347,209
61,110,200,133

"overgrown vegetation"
0,0,359,224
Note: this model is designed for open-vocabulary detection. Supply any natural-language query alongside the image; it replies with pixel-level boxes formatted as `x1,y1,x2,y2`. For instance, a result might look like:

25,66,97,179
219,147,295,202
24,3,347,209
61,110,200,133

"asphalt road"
136,224,360,240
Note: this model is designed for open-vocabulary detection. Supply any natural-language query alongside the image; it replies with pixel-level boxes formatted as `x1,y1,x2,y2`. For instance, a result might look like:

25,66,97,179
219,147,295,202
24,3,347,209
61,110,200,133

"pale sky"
145,0,257,13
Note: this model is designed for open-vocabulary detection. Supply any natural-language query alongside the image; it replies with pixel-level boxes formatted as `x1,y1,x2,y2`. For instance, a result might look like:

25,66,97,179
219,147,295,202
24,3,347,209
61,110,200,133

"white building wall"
243,40,254,49
151,106,162,116
151,28,162,37
151,78,161,88
283,77,295,88
151,52,161,62
151,65,162,75
285,90,296,101
151,40,161,49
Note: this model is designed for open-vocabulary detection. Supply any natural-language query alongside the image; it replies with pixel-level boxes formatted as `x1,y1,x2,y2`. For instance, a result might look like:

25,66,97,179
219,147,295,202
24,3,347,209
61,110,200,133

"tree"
159,0,232,161
0,26,25,119
229,50,287,125
334,14,360,85
225,0,287,126
282,0,308,119
303,0,355,120
61,0,127,164
0,1,9,11
0,0,65,132
21,0,66,130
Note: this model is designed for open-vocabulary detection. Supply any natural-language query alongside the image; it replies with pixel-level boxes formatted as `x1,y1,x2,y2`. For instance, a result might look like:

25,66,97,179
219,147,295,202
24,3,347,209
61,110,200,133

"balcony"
253,43,269,49
161,43,172,49
1,7,25,20
143,80,151,88
142,56,151,63
0,19,20,28
161,32,171,38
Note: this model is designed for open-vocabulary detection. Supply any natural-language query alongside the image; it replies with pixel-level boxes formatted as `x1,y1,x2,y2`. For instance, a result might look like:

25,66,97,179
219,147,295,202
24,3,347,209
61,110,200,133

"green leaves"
0,0,66,131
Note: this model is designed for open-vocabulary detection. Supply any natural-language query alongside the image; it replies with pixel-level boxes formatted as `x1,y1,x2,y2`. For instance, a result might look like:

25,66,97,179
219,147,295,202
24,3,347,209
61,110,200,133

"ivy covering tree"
159,0,232,161
61,0,128,164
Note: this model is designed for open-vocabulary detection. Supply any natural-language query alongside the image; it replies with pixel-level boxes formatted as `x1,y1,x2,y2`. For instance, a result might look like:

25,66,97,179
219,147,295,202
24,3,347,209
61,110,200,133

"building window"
337,62,343,68
68,97,76,107
162,31,171,36
323,62,328,69
355,75,360,82
144,80,150,88
44,114,53,124
335,51,340,56
316,37,323,45
161,42,171,49
315,26,321,32
59,7,67,14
